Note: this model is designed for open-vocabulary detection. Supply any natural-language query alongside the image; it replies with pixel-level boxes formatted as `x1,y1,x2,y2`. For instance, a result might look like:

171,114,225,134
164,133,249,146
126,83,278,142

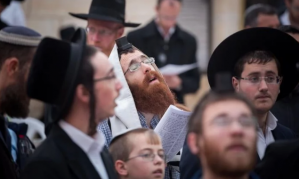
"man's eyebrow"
247,72,261,76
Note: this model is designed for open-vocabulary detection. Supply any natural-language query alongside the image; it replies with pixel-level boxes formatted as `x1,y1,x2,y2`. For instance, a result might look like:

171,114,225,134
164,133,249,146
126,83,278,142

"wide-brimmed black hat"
27,28,86,113
207,27,299,100
69,0,140,27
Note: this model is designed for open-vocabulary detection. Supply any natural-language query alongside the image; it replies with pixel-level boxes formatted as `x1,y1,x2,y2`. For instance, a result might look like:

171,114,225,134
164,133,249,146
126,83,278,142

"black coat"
179,123,294,179
21,124,118,179
255,139,299,179
127,20,200,104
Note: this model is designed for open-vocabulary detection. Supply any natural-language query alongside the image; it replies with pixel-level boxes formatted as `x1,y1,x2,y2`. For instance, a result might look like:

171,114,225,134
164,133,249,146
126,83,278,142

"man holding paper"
99,36,191,179
127,0,200,104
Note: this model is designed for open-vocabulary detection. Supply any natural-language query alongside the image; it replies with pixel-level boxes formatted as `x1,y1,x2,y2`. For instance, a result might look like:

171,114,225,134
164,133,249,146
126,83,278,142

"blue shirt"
98,112,179,179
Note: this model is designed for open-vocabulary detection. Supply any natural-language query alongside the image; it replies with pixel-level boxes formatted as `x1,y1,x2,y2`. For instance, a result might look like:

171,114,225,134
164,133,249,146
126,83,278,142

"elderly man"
21,28,121,179
70,0,140,57
0,26,41,179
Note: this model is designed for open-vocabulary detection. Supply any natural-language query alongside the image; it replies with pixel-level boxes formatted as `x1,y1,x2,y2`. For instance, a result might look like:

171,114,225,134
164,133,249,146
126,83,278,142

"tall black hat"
69,0,140,28
27,28,86,113
207,27,299,100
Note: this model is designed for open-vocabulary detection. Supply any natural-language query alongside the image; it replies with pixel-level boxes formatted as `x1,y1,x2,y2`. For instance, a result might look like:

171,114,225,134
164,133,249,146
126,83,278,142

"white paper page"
154,105,191,162
159,63,198,75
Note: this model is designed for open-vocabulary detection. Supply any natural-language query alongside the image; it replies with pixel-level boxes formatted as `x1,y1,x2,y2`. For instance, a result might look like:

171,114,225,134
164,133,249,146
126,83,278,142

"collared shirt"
156,20,176,42
59,120,108,179
280,10,290,25
257,112,277,159
98,112,180,179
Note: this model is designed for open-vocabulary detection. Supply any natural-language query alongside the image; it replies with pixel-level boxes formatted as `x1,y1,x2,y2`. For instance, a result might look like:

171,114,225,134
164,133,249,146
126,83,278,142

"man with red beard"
0,26,41,179
99,36,184,179
187,91,259,179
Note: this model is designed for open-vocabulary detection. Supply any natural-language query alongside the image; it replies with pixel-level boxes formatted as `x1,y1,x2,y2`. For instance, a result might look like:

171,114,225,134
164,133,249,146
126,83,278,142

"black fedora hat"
27,28,86,113
207,27,299,100
69,0,140,28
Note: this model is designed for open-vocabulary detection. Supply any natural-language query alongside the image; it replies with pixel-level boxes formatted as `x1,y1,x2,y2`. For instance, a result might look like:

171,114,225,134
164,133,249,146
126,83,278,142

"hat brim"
207,27,299,100
69,13,140,27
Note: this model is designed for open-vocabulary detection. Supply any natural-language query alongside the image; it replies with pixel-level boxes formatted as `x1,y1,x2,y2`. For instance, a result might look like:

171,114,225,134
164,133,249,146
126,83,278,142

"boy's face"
122,134,166,179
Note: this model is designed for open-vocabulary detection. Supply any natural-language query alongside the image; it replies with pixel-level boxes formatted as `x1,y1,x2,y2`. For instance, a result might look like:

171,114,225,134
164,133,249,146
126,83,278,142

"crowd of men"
0,0,299,179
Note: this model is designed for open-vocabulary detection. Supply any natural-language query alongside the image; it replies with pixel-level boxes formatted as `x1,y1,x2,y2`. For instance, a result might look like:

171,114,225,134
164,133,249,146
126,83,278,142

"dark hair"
0,41,36,70
244,4,277,27
61,45,98,135
118,45,138,59
279,25,299,34
234,50,281,77
157,0,182,7
0,0,11,6
188,91,256,134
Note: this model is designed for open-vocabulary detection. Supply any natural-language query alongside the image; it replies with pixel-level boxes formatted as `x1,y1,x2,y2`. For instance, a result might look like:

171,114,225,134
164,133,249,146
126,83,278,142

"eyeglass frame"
235,75,282,85
94,68,117,83
126,153,166,162
210,115,258,128
124,56,155,75
85,26,122,37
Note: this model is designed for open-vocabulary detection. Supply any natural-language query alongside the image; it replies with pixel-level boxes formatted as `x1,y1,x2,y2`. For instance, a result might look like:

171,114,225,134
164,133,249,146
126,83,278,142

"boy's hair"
188,91,256,134
234,50,281,77
109,128,161,162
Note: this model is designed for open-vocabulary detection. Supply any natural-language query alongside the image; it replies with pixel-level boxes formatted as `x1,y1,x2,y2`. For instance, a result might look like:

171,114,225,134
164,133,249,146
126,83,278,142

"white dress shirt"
280,10,290,25
59,120,108,179
257,112,277,159
1,1,26,26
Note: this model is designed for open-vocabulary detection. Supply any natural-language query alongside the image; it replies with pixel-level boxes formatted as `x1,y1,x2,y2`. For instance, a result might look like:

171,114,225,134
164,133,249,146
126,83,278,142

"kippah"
0,26,42,46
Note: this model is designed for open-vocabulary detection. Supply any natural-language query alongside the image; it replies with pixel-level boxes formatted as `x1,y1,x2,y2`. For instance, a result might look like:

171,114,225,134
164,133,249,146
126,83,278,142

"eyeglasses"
126,153,166,162
238,76,281,85
94,74,116,83
211,116,257,128
86,26,120,37
124,57,155,75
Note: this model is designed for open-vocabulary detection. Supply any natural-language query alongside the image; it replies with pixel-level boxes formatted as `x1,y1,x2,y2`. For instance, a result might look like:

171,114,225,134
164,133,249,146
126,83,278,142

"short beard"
201,136,256,178
129,71,175,116
0,74,30,118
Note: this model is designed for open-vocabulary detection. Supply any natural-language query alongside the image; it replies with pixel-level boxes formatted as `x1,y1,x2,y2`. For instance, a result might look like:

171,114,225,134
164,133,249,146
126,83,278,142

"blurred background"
1,0,287,116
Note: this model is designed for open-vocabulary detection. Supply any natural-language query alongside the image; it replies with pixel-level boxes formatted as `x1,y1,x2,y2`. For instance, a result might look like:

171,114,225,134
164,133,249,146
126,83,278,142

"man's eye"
249,77,259,82
266,76,275,82
129,63,139,71
142,153,151,158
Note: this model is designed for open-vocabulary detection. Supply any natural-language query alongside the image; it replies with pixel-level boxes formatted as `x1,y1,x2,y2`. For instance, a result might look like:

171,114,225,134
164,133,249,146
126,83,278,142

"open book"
154,105,191,162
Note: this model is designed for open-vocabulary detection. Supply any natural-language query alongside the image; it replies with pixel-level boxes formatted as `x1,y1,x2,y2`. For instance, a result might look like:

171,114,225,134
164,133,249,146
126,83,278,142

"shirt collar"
155,19,176,42
280,10,290,25
59,120,105,153
267,112,278,130
137,111,159,129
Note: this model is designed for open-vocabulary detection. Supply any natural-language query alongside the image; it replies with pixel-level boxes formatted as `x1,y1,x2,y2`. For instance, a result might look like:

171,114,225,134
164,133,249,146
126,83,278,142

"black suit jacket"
21,125,117,179
255,139,299,179
180,123,294,179
127,20,200,104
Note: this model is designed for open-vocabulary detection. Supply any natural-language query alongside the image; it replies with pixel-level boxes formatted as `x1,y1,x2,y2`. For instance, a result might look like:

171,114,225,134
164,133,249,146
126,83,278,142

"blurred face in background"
286,0,299,22
256,13,280,28
156,0,181,31
87,19,124,57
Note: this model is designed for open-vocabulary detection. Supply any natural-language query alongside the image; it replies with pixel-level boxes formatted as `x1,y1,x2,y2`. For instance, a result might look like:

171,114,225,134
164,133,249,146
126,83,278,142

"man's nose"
141,63,152,74
258,79,269,92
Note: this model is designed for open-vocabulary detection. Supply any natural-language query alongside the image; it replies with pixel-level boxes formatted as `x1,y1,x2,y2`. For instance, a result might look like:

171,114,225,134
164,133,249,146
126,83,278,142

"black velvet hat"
69,0,140,27
207,27,299,100
115,36,133,55
27,28,86,110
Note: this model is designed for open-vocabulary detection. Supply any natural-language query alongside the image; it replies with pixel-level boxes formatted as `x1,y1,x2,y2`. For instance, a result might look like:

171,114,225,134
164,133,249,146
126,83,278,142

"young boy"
109,128,166,179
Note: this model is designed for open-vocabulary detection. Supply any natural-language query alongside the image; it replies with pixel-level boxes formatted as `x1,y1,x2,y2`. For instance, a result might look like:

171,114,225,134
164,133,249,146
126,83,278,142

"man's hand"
163,75,182,90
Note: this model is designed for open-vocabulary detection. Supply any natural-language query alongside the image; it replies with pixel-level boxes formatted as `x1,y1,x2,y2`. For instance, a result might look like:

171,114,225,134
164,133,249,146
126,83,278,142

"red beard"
128,71,176,116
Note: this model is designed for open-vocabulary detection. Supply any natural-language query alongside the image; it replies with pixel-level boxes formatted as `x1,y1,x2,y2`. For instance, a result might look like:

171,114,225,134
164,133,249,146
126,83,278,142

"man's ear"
4,58,19,77
232,77,240,92
117,27,125,38
75,84,90,104
115,160,128,176
187,132,200,155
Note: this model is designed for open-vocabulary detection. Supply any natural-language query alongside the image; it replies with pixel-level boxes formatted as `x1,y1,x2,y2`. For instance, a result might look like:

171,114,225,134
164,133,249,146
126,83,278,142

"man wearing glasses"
180,27,299,179
127,0,200,104
69,0,140,57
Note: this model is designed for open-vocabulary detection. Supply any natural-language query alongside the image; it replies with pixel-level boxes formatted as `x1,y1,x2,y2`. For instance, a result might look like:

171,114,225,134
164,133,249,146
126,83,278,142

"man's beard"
128,71,175,116
200,137,256,178
0,75,30,118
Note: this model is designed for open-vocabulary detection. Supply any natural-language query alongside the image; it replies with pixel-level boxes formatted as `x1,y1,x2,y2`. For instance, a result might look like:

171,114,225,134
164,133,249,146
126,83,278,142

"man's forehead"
87,19,120,29
242,61,278,73
121,51,145,65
